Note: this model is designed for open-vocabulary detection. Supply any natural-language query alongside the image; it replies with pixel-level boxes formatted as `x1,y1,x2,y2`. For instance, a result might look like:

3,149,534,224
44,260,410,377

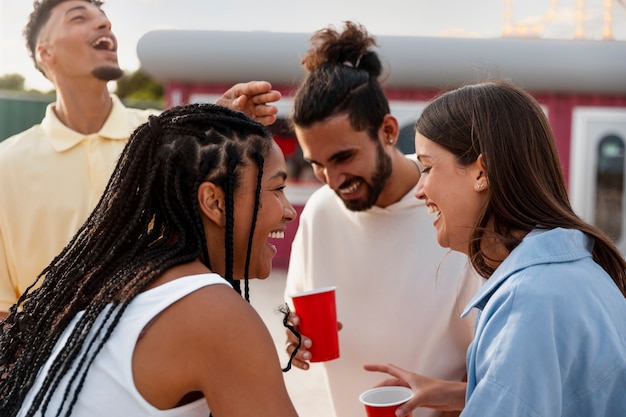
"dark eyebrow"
65,5,88,15
270,171,288,182
65,4,106,17
305,148,355,166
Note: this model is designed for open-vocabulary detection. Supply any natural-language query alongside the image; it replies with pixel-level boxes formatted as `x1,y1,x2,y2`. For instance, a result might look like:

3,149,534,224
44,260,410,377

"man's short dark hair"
23,0,104,74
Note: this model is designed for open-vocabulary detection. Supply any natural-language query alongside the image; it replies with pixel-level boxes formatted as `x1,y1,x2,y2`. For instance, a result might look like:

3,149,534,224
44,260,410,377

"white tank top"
18,273,231,416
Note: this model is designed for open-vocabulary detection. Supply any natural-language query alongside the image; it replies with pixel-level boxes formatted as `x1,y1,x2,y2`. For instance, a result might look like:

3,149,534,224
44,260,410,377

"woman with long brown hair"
366,80,626,417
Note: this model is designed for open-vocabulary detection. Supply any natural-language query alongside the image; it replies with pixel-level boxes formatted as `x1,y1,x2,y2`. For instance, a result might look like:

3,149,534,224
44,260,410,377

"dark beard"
340,142,392,212
92,66,123,81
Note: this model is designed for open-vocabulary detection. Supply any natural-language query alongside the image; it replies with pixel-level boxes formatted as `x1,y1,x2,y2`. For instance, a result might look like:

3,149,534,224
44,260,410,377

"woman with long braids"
0,103,300,416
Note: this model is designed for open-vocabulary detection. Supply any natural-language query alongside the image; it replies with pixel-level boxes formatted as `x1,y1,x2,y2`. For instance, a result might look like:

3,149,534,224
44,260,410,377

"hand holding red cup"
359,386,413,417
289,286,339,362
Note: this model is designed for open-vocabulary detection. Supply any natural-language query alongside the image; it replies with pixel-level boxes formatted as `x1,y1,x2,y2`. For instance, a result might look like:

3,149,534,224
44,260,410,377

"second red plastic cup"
359,386,413,417
290,286,339,362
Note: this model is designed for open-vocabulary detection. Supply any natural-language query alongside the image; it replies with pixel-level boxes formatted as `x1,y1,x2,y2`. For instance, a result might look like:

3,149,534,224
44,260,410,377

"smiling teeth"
339,181,359,194
269,231,285,239
92,37,114,50
427,205,440,215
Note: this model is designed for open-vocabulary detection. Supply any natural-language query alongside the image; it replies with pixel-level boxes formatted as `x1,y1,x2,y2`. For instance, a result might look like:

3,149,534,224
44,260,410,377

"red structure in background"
384,88,626,187
138,30,626,263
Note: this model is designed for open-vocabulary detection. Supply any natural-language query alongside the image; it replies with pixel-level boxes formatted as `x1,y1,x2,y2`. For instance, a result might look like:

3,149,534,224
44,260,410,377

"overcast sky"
1,0,625,91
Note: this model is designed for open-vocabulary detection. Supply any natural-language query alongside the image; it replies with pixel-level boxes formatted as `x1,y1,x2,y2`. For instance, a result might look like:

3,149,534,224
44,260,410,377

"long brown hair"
416,80,626,296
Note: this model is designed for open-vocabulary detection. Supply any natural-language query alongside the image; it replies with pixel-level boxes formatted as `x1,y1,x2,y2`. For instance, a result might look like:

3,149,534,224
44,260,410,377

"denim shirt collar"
461,227,593,317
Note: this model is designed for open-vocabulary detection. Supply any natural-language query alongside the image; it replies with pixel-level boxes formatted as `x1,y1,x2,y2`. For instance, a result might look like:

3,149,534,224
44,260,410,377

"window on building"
397,123,416,154
595,134,624,242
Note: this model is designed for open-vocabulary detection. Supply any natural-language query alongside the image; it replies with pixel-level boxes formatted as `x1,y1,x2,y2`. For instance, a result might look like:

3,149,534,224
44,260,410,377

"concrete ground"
248,268,335,417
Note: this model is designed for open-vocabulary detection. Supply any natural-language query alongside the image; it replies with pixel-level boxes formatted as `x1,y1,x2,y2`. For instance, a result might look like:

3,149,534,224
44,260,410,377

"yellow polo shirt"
0,95,160,310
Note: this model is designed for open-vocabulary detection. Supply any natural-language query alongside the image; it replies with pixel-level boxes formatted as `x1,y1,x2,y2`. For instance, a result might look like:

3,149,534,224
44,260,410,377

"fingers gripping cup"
290,286,339,362
359,386,413,417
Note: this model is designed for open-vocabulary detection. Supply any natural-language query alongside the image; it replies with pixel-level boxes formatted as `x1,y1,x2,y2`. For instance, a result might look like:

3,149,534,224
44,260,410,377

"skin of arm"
215,81,282,126
363,363,466,416
133,283,298,416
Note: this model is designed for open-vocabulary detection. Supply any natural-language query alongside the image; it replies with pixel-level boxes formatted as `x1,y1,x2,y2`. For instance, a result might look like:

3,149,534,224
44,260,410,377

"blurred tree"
0,73,55,95
0,74,26,91
1,70,164,103
115,69,164,106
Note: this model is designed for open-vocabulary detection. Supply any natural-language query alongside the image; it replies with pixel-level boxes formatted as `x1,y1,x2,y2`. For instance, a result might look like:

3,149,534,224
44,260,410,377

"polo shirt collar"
44,94,130,152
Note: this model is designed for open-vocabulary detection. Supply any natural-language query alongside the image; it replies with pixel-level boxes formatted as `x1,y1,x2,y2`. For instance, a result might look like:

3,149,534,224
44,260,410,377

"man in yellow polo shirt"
0,0,281,318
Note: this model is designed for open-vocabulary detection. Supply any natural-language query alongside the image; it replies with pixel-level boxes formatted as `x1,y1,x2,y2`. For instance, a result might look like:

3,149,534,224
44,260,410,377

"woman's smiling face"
233,141,297,279
414,132,488,255
200,141,297,281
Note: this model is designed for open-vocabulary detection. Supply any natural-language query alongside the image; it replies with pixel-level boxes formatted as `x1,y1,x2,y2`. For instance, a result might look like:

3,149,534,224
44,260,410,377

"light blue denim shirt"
460,228,626,416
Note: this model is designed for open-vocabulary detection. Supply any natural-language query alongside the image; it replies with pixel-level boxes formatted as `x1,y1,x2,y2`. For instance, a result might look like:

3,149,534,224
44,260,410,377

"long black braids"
0,103,295,416
242,153,265,301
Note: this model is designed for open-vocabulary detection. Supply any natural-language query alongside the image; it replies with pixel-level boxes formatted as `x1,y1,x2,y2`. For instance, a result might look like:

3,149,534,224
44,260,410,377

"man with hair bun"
283,21,484,417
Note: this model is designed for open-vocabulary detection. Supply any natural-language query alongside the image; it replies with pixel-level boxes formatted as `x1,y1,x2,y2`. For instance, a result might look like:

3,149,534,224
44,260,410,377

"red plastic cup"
359,386,413,417
290,286,339,362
